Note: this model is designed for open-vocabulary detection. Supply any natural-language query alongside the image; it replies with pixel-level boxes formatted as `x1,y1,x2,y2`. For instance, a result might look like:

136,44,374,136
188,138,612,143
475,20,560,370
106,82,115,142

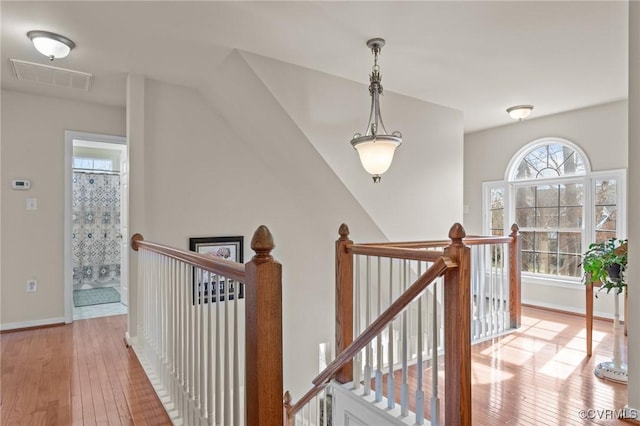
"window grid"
485,138,625,281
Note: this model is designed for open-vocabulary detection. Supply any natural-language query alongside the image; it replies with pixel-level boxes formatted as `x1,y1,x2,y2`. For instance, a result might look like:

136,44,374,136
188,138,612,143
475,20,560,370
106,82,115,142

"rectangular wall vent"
10,59,92,91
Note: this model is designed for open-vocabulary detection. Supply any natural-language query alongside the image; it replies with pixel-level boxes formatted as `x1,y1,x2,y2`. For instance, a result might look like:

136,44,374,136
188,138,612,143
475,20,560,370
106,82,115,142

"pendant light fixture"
27,30,75,61
350,38,402,183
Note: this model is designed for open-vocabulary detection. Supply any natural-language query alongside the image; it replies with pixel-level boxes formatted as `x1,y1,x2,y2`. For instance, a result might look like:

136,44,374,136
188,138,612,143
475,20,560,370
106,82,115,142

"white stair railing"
135,243,246,425
351,254,445,424
130,226,283,426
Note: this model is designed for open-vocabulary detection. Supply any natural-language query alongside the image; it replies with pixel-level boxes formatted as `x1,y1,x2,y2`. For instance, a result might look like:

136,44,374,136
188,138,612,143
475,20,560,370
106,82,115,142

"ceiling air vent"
10,59,92,91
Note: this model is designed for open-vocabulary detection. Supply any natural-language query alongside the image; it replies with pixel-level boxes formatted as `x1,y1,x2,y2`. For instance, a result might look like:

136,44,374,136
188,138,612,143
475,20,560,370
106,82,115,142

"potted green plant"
582,238,629,383
582,238,628,295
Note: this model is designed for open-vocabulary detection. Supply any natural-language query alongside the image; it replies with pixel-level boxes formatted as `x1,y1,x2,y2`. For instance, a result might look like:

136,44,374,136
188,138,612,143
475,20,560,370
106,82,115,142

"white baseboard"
0,317,65,331
522,299,616,320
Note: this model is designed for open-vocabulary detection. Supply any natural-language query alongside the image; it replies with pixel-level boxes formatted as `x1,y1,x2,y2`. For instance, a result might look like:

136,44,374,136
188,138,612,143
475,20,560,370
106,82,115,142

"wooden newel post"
245,225,283,426
443,223,471,426
335,223,354,384
509,223,522,329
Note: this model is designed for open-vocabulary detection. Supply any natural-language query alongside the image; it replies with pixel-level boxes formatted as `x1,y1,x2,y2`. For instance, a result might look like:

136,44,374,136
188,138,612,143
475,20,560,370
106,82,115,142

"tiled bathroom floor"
73,284,127,320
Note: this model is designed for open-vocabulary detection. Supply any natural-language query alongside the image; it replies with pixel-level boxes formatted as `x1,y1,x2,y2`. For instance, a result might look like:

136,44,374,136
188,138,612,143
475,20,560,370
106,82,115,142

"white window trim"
482,180,508,235
483,138,626,282
588,169,627,241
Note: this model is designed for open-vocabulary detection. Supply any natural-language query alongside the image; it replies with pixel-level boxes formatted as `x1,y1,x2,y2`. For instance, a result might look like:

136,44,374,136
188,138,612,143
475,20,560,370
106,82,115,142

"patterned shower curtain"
72,172,121,289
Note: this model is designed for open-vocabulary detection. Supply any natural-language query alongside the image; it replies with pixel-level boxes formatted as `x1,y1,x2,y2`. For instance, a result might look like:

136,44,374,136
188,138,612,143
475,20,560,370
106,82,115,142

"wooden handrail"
356,235,513,249
130,233,246,282
285,383,329,419
350,244,446,262
286,256,454,419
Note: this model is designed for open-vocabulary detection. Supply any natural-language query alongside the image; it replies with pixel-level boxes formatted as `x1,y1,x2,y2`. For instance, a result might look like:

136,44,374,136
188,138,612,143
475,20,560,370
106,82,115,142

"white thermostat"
12,179,31,190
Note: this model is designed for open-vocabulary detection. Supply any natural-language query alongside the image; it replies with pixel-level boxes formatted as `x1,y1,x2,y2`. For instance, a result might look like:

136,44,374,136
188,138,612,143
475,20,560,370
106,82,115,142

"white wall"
626,0,639,413
1,90,125,328
464,101,628,317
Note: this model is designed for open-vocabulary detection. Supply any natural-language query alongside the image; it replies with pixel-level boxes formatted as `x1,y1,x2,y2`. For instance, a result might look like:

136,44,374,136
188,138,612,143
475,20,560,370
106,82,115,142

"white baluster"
490,245,497,334
199,272,206,420
489,245,496,335
161,256,167,391
224,277,231,425
375,257,383,402
353,255,361,389
207,272,214,425
233,282,240,425
500,243,506,330
152,254,158,375
480,245,488,338
215,275,222,426
387,258,395,409
176,261,184,420
400,260,409,417
169,258,175,410
195,269,202,425
431,280,440,426
188,266,194,423
363,256,372,396
415,263,424,425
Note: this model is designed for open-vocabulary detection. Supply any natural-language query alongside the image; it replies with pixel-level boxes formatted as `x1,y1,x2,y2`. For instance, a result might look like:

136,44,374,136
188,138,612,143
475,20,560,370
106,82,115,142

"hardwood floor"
470,306,628,425
0,315,171,426
385,305,630,425
0,307,632,425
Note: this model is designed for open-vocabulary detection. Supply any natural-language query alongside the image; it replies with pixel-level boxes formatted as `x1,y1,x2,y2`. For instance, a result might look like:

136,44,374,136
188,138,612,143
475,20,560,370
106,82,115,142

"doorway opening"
64,131,128,322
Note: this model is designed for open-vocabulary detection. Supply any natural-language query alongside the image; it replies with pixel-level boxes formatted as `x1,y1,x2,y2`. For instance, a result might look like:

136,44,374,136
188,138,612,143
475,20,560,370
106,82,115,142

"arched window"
508,140,588,181
484,138,625,281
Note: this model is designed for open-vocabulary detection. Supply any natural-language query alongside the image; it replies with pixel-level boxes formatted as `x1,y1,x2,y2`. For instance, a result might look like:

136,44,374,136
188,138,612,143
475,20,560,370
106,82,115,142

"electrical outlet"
26,279,37,293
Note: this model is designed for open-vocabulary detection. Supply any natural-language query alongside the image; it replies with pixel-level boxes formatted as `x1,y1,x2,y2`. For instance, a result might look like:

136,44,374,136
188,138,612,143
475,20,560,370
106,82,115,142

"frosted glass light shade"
353,138,401,175
28,31,75,60
506,105,534,120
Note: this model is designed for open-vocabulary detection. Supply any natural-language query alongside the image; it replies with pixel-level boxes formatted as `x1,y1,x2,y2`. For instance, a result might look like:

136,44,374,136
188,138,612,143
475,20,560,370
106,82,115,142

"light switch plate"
26,198,37,210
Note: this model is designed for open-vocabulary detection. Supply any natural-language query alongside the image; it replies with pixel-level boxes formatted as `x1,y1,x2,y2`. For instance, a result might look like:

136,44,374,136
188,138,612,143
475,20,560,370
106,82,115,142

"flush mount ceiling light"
506,105,534,121
27,30,75,61
350,38,402,183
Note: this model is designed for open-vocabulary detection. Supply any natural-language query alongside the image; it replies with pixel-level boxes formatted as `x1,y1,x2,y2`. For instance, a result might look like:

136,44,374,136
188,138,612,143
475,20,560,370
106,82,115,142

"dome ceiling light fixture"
27,30,75,61
350,38,402,183
506,104,534,121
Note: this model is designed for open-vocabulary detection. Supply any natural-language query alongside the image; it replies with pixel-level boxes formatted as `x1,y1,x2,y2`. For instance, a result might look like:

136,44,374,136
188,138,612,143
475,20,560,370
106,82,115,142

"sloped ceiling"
1,1,628,133
239,52,464,240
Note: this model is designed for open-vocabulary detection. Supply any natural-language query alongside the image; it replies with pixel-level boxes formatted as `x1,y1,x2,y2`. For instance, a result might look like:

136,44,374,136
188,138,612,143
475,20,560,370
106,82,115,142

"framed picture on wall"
189,236,244,304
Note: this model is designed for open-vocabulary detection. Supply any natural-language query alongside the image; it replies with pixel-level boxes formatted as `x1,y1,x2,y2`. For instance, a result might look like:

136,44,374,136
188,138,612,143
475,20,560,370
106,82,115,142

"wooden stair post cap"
511,223,520,234
448,223,466,241
338,223,350,239
251,225,275,257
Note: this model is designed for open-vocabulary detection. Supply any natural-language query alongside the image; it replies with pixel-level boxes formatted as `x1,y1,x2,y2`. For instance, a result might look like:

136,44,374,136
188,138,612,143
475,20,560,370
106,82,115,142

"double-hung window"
483,138,625,282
